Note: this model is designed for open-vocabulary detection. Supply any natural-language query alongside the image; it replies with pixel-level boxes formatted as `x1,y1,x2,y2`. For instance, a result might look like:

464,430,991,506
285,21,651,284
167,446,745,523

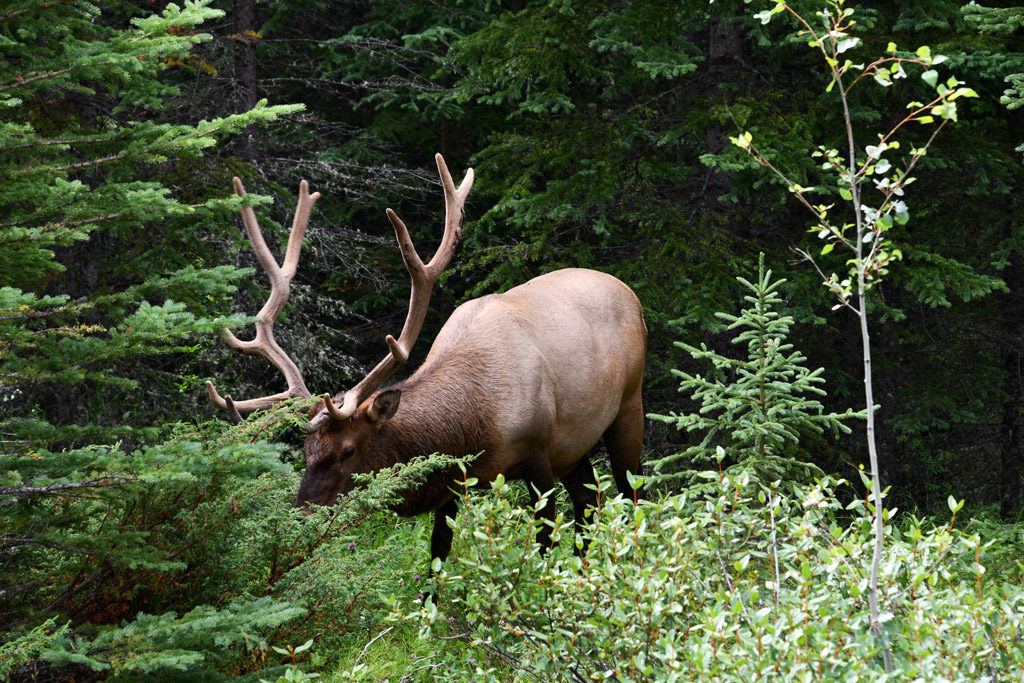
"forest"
2,0,1024,679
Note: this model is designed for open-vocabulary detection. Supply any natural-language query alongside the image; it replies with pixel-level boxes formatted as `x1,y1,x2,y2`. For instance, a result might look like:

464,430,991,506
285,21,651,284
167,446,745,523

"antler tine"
434,152,474,278
311,154,473,428
207,178,320,417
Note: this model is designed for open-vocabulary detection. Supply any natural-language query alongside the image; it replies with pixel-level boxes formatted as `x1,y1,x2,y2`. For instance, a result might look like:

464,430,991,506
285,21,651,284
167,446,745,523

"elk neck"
366,349,499,479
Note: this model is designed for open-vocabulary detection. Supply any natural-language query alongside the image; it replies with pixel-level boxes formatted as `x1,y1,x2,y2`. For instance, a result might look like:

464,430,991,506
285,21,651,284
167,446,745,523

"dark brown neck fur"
365,352,497,515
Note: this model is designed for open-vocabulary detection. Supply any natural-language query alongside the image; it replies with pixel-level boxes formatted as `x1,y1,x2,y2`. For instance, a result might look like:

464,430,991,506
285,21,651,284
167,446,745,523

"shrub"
398,468,1024,681
3,396,459,680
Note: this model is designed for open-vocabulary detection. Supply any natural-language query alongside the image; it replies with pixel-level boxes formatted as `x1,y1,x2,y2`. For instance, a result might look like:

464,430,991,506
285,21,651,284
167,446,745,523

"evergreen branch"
35,118,242,173
0,212,128,231
0,372,44,393
0,136,121,151
0,536,102,555
45,560,110,612
0,476,137,507
0,298,88,322
0,67,74,94
0,0,71,24
51,153,131,172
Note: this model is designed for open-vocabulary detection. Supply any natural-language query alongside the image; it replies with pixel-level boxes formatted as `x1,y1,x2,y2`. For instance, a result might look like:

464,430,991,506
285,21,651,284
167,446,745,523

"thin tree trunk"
999,237,1023,518
844,80,893,674
858,289,892,672
233,0,257,161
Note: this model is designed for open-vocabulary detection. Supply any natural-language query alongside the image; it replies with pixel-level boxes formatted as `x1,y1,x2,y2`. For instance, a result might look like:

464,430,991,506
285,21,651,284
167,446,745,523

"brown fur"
355,356,500,516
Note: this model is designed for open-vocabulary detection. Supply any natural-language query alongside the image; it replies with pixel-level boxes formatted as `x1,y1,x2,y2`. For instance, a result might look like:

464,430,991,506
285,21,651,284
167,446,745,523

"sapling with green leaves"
729,0,978,671
649,254,861,487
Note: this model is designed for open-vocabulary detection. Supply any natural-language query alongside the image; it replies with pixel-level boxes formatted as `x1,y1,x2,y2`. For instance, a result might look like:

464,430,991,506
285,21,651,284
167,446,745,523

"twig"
355,626,394,663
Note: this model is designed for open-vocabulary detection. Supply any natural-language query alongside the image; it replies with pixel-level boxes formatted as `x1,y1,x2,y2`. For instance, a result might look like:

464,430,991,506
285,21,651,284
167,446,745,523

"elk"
207,154,647,564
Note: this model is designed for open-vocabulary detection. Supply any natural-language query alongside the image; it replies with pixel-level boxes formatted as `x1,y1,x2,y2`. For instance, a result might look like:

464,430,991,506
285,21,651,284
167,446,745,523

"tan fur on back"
413,268,647,481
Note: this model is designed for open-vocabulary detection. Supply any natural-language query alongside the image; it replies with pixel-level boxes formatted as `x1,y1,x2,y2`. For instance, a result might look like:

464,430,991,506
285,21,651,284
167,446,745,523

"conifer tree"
649,254,861,486
0,1,308,677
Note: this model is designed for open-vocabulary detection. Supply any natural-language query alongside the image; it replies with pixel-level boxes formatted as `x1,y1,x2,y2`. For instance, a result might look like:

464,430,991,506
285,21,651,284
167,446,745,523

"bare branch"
0,476,136,507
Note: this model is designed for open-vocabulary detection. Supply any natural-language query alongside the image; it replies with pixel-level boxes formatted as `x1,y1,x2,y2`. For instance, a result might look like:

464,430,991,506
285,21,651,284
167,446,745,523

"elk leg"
603,389,645,500
421,498,459,604
526,460,558,552
560,454,598,555
430,497,459,564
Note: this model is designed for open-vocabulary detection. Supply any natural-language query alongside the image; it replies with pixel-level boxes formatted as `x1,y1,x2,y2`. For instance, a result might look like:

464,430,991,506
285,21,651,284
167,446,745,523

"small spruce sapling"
648,254,861,486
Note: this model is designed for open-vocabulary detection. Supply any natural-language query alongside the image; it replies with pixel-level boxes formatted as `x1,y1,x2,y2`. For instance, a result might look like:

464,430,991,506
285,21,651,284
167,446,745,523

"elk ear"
368,389,401,424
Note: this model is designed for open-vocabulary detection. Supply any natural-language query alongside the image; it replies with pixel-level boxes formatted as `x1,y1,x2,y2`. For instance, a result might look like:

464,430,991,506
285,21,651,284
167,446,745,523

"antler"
206,177,320,416
308,153,474,431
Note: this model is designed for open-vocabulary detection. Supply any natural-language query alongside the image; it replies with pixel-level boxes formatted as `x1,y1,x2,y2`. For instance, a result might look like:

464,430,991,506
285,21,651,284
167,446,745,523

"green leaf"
922,70,939,88
950,87,980,100
836,38,860,54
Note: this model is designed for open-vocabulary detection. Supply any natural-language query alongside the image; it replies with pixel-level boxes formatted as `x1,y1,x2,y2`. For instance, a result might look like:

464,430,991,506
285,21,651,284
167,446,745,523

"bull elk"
207,154,647,564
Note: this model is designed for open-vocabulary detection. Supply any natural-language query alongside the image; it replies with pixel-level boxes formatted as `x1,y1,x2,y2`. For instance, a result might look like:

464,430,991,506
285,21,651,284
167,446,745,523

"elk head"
206,155,473,509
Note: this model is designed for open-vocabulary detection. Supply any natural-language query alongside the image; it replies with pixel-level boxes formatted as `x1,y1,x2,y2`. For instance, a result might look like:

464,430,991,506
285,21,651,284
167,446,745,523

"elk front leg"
430,497,459,564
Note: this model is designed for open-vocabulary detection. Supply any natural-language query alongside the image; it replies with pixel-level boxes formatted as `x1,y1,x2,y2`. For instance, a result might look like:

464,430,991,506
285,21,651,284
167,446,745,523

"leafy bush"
399,468,1024,681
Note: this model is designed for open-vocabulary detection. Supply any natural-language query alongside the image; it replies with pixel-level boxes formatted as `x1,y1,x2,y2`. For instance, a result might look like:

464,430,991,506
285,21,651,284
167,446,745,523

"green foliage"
649,254,861,484
734,1,980,307
4,395,463,678
0,0,302,287
221,0,1024,518
729,3,988,667
446,2,716,302
0,1,442,678
399,472,1024,681
4,0,1024,675
0,618,70,679
0,0,302,437
44,597,305,676
962,3,1024,130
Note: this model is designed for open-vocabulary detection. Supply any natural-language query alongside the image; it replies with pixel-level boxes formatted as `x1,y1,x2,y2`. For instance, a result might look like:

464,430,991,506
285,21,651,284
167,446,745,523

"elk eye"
339,446,355,461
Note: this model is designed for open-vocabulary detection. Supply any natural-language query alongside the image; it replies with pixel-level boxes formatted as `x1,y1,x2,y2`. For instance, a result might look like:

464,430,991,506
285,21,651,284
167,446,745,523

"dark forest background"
2,0,1023,679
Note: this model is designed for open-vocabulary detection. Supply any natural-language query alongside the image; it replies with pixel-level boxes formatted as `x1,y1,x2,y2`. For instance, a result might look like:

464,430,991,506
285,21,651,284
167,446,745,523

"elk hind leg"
525,458,559,551
560,453,598,555
603,390,645,500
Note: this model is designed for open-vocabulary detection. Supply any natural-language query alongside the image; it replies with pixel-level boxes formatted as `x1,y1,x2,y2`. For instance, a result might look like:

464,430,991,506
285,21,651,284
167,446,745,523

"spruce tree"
649,254,861,486
0,1,308,677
